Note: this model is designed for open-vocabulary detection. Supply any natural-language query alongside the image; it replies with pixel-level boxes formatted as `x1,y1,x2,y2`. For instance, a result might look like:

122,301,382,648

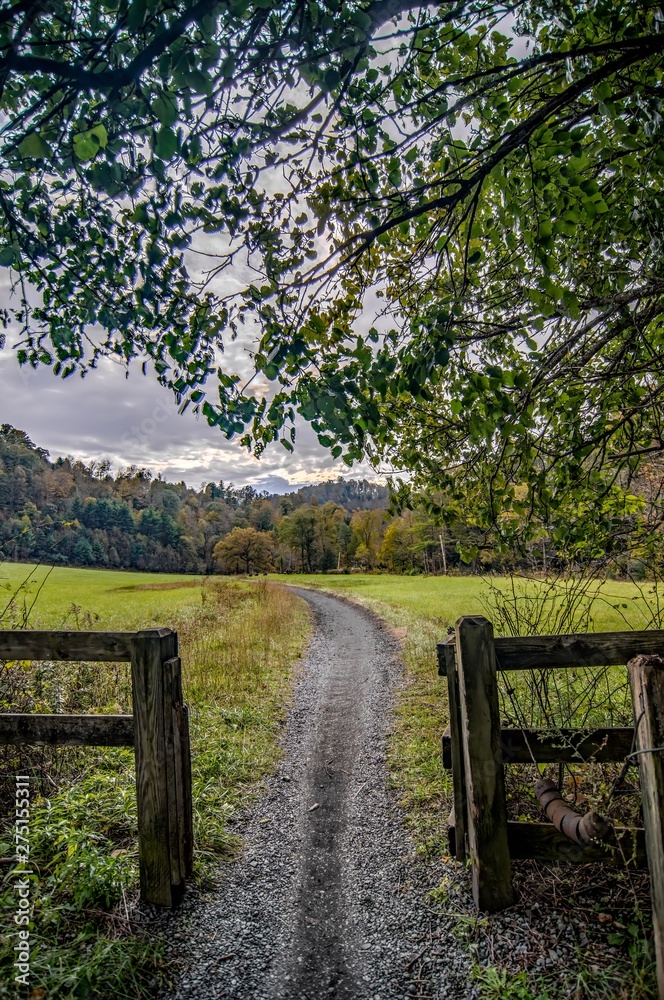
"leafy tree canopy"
3,0,664,534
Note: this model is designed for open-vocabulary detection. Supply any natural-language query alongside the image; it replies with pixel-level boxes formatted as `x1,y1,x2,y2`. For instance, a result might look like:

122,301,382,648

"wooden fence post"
164,656,194,879
628,654,664,1000
456,616,513,911
179,703,194,876
131,628,185,907
443,638,468,861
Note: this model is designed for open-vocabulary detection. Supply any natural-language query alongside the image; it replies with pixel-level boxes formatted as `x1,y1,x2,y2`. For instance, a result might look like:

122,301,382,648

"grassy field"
0,564,311,999
274,571,663,632
2,561,658,633
0,562,208,629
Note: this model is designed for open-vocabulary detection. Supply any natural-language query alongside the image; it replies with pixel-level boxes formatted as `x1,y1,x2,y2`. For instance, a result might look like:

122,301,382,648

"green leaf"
152,94,178,127
188,70,211,94
0,246,15,266
350,9,372,29
127,0,146,30
73,125,108,162
155,126,178,160
18,133,51,159
324,67,341,90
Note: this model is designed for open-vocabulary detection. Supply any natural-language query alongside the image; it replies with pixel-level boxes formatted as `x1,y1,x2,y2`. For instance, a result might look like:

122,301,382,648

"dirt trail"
158,587,471,1000
274,587,398,997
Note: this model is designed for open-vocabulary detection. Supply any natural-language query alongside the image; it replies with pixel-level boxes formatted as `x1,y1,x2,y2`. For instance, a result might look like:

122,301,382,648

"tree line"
0,424,496,575
3,424,662,577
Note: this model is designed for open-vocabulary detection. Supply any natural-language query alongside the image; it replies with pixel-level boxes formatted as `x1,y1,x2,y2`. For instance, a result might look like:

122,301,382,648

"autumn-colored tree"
213,527,274,575
278,508,319,572
380,512,420,573
350,508,384,569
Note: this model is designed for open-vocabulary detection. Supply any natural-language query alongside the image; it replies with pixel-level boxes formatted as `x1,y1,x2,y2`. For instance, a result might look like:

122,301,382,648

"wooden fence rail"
0,631,133,661
0,627,192,907
439,617,664,998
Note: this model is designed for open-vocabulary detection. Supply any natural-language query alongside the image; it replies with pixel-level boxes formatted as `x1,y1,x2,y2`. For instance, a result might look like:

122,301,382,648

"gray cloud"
0,351,385,490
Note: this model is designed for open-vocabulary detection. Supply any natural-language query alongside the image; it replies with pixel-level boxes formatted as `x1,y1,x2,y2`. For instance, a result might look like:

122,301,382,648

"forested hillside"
0,424,466,574
2,425,657,577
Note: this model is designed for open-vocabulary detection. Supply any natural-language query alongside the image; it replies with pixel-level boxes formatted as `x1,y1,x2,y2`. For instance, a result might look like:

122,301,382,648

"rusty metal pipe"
535,778,612,845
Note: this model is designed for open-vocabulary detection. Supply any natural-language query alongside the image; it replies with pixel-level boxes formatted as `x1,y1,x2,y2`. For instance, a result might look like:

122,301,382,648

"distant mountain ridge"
281,477,389,510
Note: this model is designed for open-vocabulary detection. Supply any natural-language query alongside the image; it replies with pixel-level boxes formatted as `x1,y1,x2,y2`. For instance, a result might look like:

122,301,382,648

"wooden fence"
0,628,193,907
439,617,664,998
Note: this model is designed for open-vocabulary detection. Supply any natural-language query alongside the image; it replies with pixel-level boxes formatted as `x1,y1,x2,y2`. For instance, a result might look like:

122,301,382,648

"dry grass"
181,577,301,704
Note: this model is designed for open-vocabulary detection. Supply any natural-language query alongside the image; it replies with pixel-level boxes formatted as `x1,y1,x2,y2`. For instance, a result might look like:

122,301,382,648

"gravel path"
155,587,475,999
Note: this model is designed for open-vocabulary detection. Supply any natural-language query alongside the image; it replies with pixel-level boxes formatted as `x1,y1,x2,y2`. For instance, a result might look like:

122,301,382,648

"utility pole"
439,524,448,575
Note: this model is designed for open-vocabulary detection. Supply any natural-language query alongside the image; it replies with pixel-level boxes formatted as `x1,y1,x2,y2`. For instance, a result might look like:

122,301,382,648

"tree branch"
1,0,444,91
335,35,664,263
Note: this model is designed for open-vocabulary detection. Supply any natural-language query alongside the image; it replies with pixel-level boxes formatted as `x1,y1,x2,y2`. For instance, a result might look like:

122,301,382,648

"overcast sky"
0,24,432,494
0,349,385,492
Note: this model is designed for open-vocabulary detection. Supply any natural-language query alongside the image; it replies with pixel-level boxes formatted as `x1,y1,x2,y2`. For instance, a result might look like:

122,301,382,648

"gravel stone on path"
153,588,477,1000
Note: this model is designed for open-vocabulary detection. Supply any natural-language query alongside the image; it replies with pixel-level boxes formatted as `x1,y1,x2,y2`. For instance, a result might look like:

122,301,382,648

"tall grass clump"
481,572,636,730
0,573,310,999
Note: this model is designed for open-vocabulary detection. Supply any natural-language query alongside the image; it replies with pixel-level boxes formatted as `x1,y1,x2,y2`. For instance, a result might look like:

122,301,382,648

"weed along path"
157,587,473,999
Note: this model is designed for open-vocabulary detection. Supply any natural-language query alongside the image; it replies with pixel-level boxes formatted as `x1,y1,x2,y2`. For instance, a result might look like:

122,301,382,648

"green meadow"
273,571,661,634
0,562,206,630
1,562,658,635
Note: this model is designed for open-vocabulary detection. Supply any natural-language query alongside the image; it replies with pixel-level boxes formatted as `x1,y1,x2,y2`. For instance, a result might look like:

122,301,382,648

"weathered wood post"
131,628,188,907
442,637,468,861
456,616,513,911
177,702,194,878
163,654,194,881
628,654,664,1000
